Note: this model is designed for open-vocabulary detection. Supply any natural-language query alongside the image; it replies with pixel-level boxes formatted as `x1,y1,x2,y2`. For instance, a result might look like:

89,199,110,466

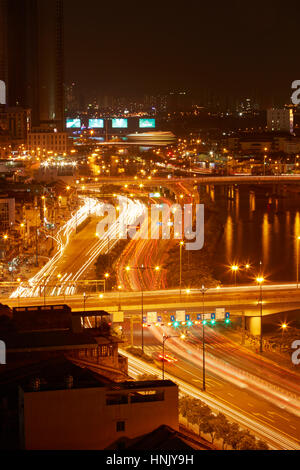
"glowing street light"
231,264,239,286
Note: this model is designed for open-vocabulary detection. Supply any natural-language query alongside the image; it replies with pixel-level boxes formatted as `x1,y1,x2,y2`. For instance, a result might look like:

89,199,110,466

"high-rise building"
0,0,65,131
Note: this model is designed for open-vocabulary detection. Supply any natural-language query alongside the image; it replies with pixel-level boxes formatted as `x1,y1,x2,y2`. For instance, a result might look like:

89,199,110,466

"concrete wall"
21,383,178,449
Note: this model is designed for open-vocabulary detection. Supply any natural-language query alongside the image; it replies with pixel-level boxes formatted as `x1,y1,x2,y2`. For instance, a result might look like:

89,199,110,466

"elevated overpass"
3,283,300,335
84,175,300,186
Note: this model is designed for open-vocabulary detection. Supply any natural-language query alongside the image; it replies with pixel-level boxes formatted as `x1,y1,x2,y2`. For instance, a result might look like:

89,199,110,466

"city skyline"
64,0,299,106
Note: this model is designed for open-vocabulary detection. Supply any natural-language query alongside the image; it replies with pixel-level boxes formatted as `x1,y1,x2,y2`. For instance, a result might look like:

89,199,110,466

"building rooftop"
0,356,114,396
107,424,209,451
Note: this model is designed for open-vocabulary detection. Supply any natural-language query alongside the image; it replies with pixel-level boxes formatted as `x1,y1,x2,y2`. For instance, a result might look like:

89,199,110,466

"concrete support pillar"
241,312,245,345
248,316,261,336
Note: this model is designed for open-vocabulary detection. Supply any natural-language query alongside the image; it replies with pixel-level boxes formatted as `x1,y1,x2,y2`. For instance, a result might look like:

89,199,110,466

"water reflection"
213,185,300,283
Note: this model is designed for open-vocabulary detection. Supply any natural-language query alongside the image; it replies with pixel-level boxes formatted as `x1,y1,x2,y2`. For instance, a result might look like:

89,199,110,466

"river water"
209,184,300,285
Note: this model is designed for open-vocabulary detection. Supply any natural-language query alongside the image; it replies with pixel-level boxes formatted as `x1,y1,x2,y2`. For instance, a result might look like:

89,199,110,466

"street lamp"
281,322,288,337
83,292,90,311
104,272,110,292
179,241,184,297
231,265,239,286
117,285,122,310
256,275,265,353
200,285,207,391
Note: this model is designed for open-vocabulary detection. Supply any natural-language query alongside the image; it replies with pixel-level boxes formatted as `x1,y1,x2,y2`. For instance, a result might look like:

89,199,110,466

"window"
130,390,164,404
116,421,125,432
106,393,128,405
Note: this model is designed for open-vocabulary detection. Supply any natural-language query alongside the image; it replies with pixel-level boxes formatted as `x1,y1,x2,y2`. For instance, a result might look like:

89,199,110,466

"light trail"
121,348,300,450
10,196,145,298
149,325,300,419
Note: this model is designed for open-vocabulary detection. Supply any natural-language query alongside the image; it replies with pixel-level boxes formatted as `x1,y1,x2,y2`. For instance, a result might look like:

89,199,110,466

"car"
152,352,178,363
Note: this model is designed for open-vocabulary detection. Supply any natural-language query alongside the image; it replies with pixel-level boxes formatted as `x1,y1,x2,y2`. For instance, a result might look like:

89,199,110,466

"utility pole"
179,241,184,299
200,285,207,391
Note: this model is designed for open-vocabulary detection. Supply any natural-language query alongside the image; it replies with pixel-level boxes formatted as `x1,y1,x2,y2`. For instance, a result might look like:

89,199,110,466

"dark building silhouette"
0,0,65,130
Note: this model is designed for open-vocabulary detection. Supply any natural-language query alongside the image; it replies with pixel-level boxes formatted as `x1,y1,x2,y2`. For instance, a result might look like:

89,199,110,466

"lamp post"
263,148,268,177
231,265,239,287
125,264,161,353
179,241,184,298
43,275,50,306
200,285,207,391
256,275,264,353
117,285,122,311
104,272,110,292
83,292,91,312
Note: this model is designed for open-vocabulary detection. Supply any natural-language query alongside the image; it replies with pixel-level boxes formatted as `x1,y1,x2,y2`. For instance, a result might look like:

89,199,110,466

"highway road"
121,321,300,449
122,348,300,450
10,195,144,299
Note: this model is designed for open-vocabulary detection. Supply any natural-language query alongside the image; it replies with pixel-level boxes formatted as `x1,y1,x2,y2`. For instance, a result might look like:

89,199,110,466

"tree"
199,413,216,443
256,439,269,450
179,396,193,418
214,413,231,449
226,422,244,450
237,433,257,450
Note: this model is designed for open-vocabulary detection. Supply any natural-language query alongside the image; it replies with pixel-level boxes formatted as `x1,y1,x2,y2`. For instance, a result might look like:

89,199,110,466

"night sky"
64,0,300,103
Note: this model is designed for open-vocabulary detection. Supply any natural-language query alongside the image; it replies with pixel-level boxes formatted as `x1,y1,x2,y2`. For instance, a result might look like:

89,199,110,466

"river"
209,184,300,285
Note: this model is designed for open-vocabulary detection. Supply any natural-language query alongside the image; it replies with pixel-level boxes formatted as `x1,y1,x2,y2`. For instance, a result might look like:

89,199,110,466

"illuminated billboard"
66,118,81,128
112,118,128,128
139,118,156,128
89,119,104,128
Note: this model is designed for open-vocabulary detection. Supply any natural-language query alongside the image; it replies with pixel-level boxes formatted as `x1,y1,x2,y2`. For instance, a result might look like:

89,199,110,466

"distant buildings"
0,0,65,131
27,129,68,154
0,106,31,142
227,132,300,154
267,108,293,133
0,197,15,231
0,0,66,154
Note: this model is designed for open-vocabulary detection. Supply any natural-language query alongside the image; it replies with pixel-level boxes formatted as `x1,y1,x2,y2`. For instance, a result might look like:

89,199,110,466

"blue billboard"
89,119,104,128
112,118,128,129
139,118,156,128
66,118,81,129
